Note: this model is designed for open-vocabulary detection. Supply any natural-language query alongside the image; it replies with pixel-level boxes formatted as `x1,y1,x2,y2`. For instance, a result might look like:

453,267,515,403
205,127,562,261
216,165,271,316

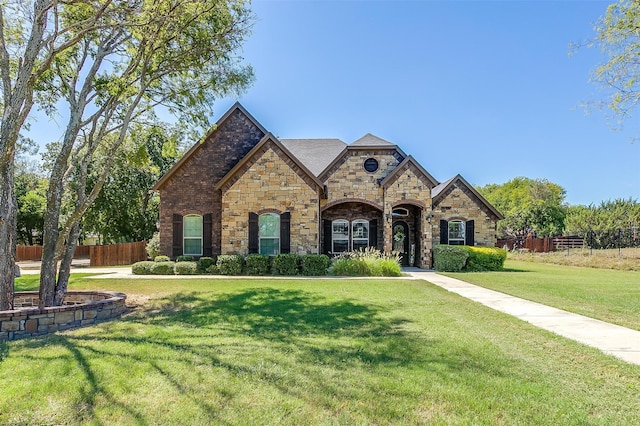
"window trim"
332,219,350,253
183,214,203,256
352,219,369,251
259,213,280,256
448,220,465,245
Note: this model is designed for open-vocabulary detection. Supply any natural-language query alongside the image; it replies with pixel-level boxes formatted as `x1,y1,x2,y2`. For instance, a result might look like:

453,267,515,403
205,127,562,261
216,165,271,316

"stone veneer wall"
322,150,401,205
432,183,498,246
383,164,434,268
158,109,266,257
0,291,127,341
221,143,320,255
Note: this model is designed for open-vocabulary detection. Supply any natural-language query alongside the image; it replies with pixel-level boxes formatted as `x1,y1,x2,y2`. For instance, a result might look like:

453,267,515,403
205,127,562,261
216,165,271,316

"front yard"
1,272,639,424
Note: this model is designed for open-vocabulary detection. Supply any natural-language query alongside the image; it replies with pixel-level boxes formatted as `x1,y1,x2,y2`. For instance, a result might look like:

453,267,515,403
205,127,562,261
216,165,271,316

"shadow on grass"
11,287,519,423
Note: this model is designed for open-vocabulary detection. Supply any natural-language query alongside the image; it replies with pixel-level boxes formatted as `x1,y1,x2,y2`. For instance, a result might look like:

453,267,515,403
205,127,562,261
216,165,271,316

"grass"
2,275,640,424
509,247,640,271
445,260,640,331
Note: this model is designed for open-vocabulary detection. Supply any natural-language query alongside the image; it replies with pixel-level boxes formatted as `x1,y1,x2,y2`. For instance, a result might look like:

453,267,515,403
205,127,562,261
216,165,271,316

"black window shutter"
323,220,332,255
203,213,213,257
369,219,378,249
465,220,475,246
172,214,183,258
439,220,448,244
280,212,291,254
248,212,259,254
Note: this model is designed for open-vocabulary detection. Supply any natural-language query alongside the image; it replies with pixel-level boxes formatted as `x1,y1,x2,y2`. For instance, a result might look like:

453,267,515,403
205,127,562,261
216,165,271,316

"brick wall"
158,108,266,257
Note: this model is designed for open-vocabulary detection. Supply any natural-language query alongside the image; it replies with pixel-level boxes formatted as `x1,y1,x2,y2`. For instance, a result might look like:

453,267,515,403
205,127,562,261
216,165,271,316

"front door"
392,221,410,266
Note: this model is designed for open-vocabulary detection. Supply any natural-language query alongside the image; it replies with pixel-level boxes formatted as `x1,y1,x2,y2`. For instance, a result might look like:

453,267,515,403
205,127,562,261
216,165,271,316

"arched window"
392,208,409,217
183,215,203,256
259,213,280,255
332,219,349,253
448,220,465,245
352,220,369,251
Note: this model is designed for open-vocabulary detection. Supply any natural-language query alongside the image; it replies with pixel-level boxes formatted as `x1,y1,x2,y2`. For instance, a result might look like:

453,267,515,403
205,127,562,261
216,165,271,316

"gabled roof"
432,174,504,219
153,102,267,191
214,133,324,191
351,133,395,147
379,155,439,188
279,138,347,177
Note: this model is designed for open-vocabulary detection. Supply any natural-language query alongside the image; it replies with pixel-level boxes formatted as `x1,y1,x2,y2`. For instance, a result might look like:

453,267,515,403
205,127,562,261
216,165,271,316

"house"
153,103,503,268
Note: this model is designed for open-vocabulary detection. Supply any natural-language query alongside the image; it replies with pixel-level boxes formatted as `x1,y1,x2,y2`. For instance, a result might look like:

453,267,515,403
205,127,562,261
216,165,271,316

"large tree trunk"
54,223,81,306
0,160,16,310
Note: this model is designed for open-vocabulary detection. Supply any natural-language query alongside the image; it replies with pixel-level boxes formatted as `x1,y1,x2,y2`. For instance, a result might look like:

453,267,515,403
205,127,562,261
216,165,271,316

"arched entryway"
392,221,410,266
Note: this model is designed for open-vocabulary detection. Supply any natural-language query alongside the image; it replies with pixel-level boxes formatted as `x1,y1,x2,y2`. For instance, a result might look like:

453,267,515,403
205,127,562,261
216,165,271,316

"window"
259,213,280,255
392,208,409,217
363,158,379,173
448,221,465,245
332,220,349,253
352,220,369,251
183,215,203,256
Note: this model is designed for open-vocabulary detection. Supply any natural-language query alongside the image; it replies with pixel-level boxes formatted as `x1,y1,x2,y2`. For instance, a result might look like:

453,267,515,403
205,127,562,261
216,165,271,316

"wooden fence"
16,245,91,261
89,241,147,267
496,236,584,253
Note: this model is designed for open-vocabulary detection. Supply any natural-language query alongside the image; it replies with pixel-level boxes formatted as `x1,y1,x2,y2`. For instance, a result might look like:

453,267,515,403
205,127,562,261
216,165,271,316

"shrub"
197,257,216,273
146,232,161,260
244,254,271,275
176,255,194,262
154,255,170,262
175,261,198,275
462,246,507,271
273,254,300,275
433,245,468,272
330,248,401,276
150,261,175,275
216,255,243,275
301,254,331,276
132,261,154,275
205,264,219,274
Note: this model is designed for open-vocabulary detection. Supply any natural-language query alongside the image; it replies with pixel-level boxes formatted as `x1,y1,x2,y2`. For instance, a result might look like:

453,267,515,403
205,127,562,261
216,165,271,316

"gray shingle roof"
351,133,395,146
431,175,457,198
280,139,347,177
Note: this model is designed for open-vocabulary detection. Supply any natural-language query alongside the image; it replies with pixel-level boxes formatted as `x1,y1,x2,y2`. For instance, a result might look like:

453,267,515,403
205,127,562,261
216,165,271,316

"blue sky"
213,0,640,206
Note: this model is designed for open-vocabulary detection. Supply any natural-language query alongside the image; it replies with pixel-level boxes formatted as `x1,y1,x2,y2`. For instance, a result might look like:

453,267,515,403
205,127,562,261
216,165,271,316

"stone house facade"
153,103,503,268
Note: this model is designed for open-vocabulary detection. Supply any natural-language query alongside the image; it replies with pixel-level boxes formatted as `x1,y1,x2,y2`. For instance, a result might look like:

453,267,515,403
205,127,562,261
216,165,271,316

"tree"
37,0,254,306
14,157,47,245
0,0,116,309
81,125,181,244
588,0,640,130
477,177,567,238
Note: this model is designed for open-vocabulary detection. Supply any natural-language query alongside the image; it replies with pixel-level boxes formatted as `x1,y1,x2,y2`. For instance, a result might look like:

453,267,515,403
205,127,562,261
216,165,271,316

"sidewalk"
406,268,640,366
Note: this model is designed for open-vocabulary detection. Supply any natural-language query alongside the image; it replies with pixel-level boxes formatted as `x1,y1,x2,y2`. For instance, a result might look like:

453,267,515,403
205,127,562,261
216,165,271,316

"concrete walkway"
406,269,640,366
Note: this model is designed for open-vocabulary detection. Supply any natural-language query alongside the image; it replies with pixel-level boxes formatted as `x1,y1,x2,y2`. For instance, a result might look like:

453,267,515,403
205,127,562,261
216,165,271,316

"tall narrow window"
448,220,465,245
183,215,203,256
332,219,349,253
259,213,280,255
352,220,369,251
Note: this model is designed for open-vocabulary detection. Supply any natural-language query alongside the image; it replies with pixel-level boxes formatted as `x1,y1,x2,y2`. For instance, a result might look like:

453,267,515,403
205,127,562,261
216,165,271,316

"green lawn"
1,275,640,424
446,260,640,331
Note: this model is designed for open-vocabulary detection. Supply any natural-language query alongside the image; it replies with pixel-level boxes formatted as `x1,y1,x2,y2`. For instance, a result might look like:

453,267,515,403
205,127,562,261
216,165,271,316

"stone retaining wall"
0,291,127,341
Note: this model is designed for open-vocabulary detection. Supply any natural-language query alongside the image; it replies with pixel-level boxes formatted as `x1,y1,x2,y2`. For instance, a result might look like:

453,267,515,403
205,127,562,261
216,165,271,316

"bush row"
132,254,332,276
433,245,507,272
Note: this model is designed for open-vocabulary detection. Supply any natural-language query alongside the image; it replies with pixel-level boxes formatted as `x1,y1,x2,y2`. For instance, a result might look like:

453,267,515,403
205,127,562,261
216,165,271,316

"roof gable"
153,102,267,191
380,155,438,189
215,133,324,192
351,133,395,147
432,174,504,219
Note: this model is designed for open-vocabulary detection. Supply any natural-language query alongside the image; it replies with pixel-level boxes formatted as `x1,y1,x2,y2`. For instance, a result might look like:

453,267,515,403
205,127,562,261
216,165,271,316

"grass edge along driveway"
1,276,640,425
445,259,640,332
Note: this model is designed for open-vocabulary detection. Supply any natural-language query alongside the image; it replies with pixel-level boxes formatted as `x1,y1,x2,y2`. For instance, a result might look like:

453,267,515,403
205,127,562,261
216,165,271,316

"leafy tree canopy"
477,177,567,238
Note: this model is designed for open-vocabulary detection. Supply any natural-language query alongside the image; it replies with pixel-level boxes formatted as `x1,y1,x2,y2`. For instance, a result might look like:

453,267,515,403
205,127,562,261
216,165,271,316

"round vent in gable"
363,158,379,173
